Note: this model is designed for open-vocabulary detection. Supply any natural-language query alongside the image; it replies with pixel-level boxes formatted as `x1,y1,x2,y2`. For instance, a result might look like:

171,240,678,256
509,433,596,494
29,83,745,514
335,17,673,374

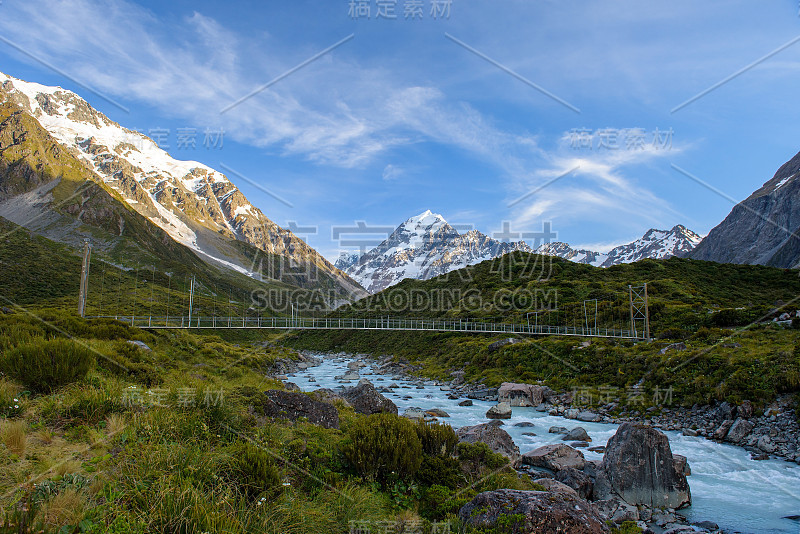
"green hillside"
287,253,800,408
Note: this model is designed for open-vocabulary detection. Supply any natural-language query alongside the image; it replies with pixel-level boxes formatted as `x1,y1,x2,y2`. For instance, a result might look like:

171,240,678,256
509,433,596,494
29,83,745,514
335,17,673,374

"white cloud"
382,164,403,181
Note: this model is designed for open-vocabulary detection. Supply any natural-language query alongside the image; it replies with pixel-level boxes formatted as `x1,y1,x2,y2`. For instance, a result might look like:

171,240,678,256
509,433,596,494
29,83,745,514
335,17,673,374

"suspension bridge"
76,241,651,341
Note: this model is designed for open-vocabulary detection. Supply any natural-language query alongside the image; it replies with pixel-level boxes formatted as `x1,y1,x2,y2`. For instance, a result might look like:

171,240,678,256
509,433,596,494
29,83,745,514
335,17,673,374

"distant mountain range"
0,71,365,302
538,225,703,268
336,211,702,293
689,149,800,268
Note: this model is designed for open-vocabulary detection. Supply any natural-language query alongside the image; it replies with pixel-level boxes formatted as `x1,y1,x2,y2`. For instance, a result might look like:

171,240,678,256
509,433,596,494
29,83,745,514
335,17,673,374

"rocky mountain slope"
0,71,364,301
537,225,702,268
689,149,800,268
336,210,532,293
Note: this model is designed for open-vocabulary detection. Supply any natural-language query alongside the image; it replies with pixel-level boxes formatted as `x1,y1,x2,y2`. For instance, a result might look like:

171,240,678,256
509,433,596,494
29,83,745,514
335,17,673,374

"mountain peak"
341,212,531,293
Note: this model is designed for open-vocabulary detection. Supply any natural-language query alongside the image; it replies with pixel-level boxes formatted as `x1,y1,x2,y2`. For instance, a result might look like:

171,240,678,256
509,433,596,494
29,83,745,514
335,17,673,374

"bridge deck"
88,315,646,340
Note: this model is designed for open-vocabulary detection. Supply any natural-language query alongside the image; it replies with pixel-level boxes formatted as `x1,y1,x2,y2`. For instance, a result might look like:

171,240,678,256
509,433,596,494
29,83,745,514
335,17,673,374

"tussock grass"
38,489,86,530
1,419,26,455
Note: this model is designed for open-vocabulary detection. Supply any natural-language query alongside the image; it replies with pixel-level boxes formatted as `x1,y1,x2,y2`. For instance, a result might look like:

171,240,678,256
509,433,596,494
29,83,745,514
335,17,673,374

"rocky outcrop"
689,148,800,268
521,443,586,472
600,422,691,509
563,427,591,442
555,467,594,500
252,390,339,429
456,422,521,465
459,489,608,534
486,401,512,419
341,379,398,415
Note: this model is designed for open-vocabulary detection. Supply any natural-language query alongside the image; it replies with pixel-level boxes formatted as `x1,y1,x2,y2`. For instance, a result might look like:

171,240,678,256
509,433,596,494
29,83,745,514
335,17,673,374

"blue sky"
1,0,800,260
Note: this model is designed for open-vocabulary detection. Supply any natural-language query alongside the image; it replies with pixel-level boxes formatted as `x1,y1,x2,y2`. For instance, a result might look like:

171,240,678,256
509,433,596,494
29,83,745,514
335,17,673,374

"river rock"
738,400,754,419
592,496,639,524
458,399,473,406
562,427,591,442
458,489,608,534
252,390,339,429
532,478,579,498
555,467,594,500
725,418,754,443
402,407,426,420
457,422,521,465
425,408,450,418
341,379,398,415
549,426,569,434
521,443,586,472
712,419,734,440
757,435,777,453
600,422,691,509
577,411,602,422
486,402,512,419
498,382,550,406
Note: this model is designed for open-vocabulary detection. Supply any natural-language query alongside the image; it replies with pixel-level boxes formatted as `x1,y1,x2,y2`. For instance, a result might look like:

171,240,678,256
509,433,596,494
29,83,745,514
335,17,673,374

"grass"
0,310,542,533
0,420,26,456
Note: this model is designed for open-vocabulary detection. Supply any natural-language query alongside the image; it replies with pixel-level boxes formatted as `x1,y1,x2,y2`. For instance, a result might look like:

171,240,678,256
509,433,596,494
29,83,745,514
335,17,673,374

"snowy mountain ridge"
0,71,363,298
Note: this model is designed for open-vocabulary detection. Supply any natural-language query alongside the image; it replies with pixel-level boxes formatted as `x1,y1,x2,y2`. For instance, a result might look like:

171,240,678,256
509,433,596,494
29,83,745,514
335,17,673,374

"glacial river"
288,355,800,534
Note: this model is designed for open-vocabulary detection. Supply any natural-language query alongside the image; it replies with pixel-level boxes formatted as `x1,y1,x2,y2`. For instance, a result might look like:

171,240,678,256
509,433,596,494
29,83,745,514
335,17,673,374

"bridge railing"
87,315,645,340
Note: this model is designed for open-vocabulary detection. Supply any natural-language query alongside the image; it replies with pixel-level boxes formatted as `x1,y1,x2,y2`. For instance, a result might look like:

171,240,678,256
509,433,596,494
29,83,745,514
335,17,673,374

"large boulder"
521,443,586,472
252,390,339,429
498,382,550,407
725,418,754,443
459,489,608,534
341,379,398,415
486,401,512,419
457,422,521,465
556,467,594,500
601,422,691,509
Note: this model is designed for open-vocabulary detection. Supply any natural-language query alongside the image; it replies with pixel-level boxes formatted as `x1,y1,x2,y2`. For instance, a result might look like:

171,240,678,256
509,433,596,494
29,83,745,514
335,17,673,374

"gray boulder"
458,489,608,534
562,427,591,442
487,338,522,352
555,467,594,500
498,382,550,407
341,379,398,415
532,478,579,498
486,401,512,419
593,496,639,524
549,426,569,434
600,422,691,509
577,411,602,422
725,418,754,443
458,399,473,406
457,422,521,465
308,388,350,408
252,390,339,429
521,443,586,472
712,419,734,440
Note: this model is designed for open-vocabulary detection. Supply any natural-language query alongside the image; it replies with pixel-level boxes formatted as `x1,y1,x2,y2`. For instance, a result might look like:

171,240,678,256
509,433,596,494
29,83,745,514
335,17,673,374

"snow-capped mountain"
537,225,702,268
689,149,800,268
340,210,532,293
0,71,363,298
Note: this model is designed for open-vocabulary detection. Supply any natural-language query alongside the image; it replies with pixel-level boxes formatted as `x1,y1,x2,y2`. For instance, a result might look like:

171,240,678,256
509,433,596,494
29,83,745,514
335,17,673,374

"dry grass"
106,413,127,437
1,419,26,455
38,489,86,529
55,460,82,477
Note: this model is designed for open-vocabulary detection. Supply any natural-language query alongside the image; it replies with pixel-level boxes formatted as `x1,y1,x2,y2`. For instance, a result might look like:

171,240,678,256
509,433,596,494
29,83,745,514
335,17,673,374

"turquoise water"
290,355,800,534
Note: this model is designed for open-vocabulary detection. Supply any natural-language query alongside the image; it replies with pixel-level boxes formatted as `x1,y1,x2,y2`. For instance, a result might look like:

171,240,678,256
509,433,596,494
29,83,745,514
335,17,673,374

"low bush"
342,413,422,483
415,421,459,457
225,443,282,500
0,338,94,393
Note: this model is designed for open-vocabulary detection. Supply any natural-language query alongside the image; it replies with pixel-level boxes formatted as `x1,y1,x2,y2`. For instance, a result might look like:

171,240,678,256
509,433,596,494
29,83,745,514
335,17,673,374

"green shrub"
226,443,282,499
415,455,461,489
97,342,162,387
415,421,459,457
419,484,467,520
0,338,94,393
456,442,509,476
342,413,422,483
